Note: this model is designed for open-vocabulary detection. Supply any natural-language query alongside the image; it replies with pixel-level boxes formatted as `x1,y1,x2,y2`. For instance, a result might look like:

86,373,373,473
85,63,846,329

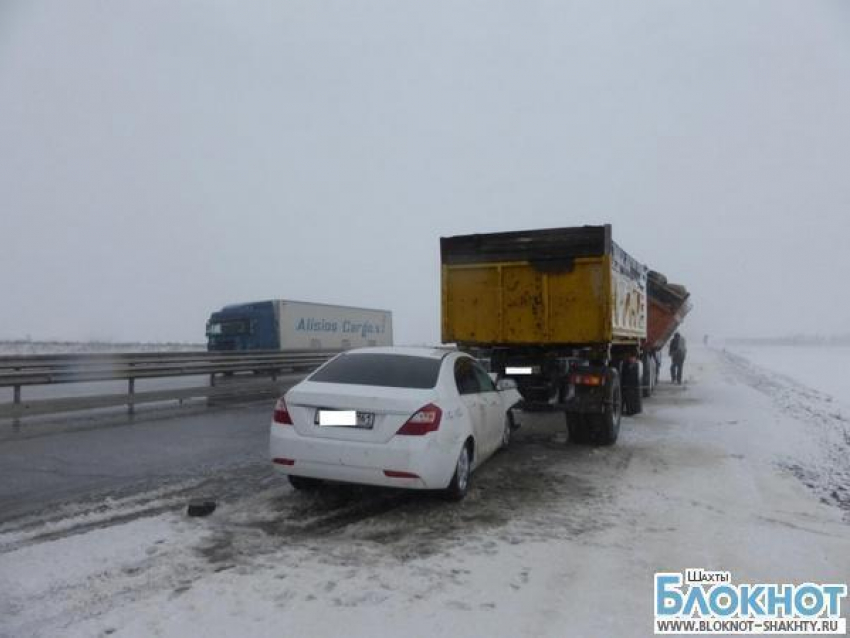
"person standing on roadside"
669,332,687,384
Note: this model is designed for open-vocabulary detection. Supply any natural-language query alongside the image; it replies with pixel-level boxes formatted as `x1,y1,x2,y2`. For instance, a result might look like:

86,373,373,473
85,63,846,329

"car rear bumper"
269,424,459,490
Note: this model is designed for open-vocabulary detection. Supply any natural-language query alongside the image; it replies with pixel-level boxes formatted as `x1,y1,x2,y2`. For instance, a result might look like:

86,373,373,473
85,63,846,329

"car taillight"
273,397,293,425
570,372,605,386
383,470,420,479
396,403,442,436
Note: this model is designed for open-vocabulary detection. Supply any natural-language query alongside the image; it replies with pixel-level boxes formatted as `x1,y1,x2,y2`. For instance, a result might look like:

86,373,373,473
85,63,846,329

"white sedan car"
269,346,521,500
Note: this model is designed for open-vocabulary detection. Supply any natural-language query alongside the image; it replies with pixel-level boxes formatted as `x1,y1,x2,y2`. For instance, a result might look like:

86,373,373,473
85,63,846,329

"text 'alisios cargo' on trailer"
440,224,690,446
206,300,393,352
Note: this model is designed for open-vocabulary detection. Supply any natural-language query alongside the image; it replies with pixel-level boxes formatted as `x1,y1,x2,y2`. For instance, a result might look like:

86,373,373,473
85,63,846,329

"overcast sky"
1,0,848,344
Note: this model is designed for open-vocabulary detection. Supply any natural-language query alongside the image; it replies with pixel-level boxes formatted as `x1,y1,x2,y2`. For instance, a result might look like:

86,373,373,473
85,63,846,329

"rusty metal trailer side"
638,270,692,397
646,271,692,352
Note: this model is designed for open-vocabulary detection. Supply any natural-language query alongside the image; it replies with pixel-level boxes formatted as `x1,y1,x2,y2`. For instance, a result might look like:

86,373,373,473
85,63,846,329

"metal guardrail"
0,350,338,422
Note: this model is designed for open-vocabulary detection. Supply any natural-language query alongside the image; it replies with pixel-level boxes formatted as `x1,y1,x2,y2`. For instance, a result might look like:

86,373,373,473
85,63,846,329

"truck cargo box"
646,271,691,352
441,225,647,348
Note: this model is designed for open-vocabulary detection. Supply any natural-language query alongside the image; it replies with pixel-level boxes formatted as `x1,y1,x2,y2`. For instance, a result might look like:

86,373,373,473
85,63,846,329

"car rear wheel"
443,442,472,501
288,475,323,491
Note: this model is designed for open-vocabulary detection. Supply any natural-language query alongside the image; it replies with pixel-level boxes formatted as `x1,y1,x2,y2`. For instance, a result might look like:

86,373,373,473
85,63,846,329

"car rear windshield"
309,353,441,389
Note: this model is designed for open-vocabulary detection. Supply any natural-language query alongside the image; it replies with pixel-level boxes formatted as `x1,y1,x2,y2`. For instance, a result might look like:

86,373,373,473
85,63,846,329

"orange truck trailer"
641,270,692,396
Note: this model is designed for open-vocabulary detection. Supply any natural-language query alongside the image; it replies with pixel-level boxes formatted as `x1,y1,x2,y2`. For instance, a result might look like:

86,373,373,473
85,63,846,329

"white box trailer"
206,300,393,351
274,300,393,350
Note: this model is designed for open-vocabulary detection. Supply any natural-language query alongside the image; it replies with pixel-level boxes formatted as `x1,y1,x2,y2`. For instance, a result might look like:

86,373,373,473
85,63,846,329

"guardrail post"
13,384,21,427
128,378,135,416
209,373,216,387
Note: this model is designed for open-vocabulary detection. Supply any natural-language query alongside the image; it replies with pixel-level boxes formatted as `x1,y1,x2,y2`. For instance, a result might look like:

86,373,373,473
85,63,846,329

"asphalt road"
0,398,281,522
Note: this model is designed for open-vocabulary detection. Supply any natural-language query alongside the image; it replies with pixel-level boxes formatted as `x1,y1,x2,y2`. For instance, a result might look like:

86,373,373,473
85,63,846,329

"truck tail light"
396,403,442,436
570,372,605,386
273,397,293,425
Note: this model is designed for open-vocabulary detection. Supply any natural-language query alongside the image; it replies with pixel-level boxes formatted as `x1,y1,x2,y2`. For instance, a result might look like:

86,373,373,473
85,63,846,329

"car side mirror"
496,378,518,391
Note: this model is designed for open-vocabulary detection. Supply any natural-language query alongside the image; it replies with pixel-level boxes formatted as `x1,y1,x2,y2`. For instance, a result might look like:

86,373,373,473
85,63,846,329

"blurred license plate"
316,409,374,429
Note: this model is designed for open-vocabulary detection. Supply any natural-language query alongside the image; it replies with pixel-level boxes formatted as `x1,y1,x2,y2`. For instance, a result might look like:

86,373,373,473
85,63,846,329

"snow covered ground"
726,343,850,411
1,346,848,637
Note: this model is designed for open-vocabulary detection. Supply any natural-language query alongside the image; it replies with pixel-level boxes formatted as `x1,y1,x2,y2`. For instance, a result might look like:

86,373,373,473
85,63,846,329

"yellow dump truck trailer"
441,225,648,445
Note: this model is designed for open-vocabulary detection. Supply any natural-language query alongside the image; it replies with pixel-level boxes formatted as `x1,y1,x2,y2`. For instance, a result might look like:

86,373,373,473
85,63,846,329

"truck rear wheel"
591,369,621,445
641,354,653,398
622,361,643,416
567,413,594,445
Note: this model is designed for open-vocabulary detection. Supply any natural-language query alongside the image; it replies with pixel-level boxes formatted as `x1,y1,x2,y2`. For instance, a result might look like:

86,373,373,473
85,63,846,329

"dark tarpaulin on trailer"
647,270,690,308
440,225,612,265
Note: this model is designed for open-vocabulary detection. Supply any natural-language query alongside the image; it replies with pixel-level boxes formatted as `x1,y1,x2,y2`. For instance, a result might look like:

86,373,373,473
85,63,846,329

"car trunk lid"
284,381,438,444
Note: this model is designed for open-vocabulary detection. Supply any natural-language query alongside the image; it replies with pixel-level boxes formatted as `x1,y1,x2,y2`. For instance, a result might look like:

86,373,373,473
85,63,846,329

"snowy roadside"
719,347,850,518
1,347,848,638
724,343,850,413
0,341,205,356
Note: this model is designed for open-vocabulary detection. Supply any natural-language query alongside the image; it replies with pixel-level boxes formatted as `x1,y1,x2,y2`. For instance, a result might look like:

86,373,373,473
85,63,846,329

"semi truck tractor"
641,270,692,397
206,300,393,352
441,224,650,446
